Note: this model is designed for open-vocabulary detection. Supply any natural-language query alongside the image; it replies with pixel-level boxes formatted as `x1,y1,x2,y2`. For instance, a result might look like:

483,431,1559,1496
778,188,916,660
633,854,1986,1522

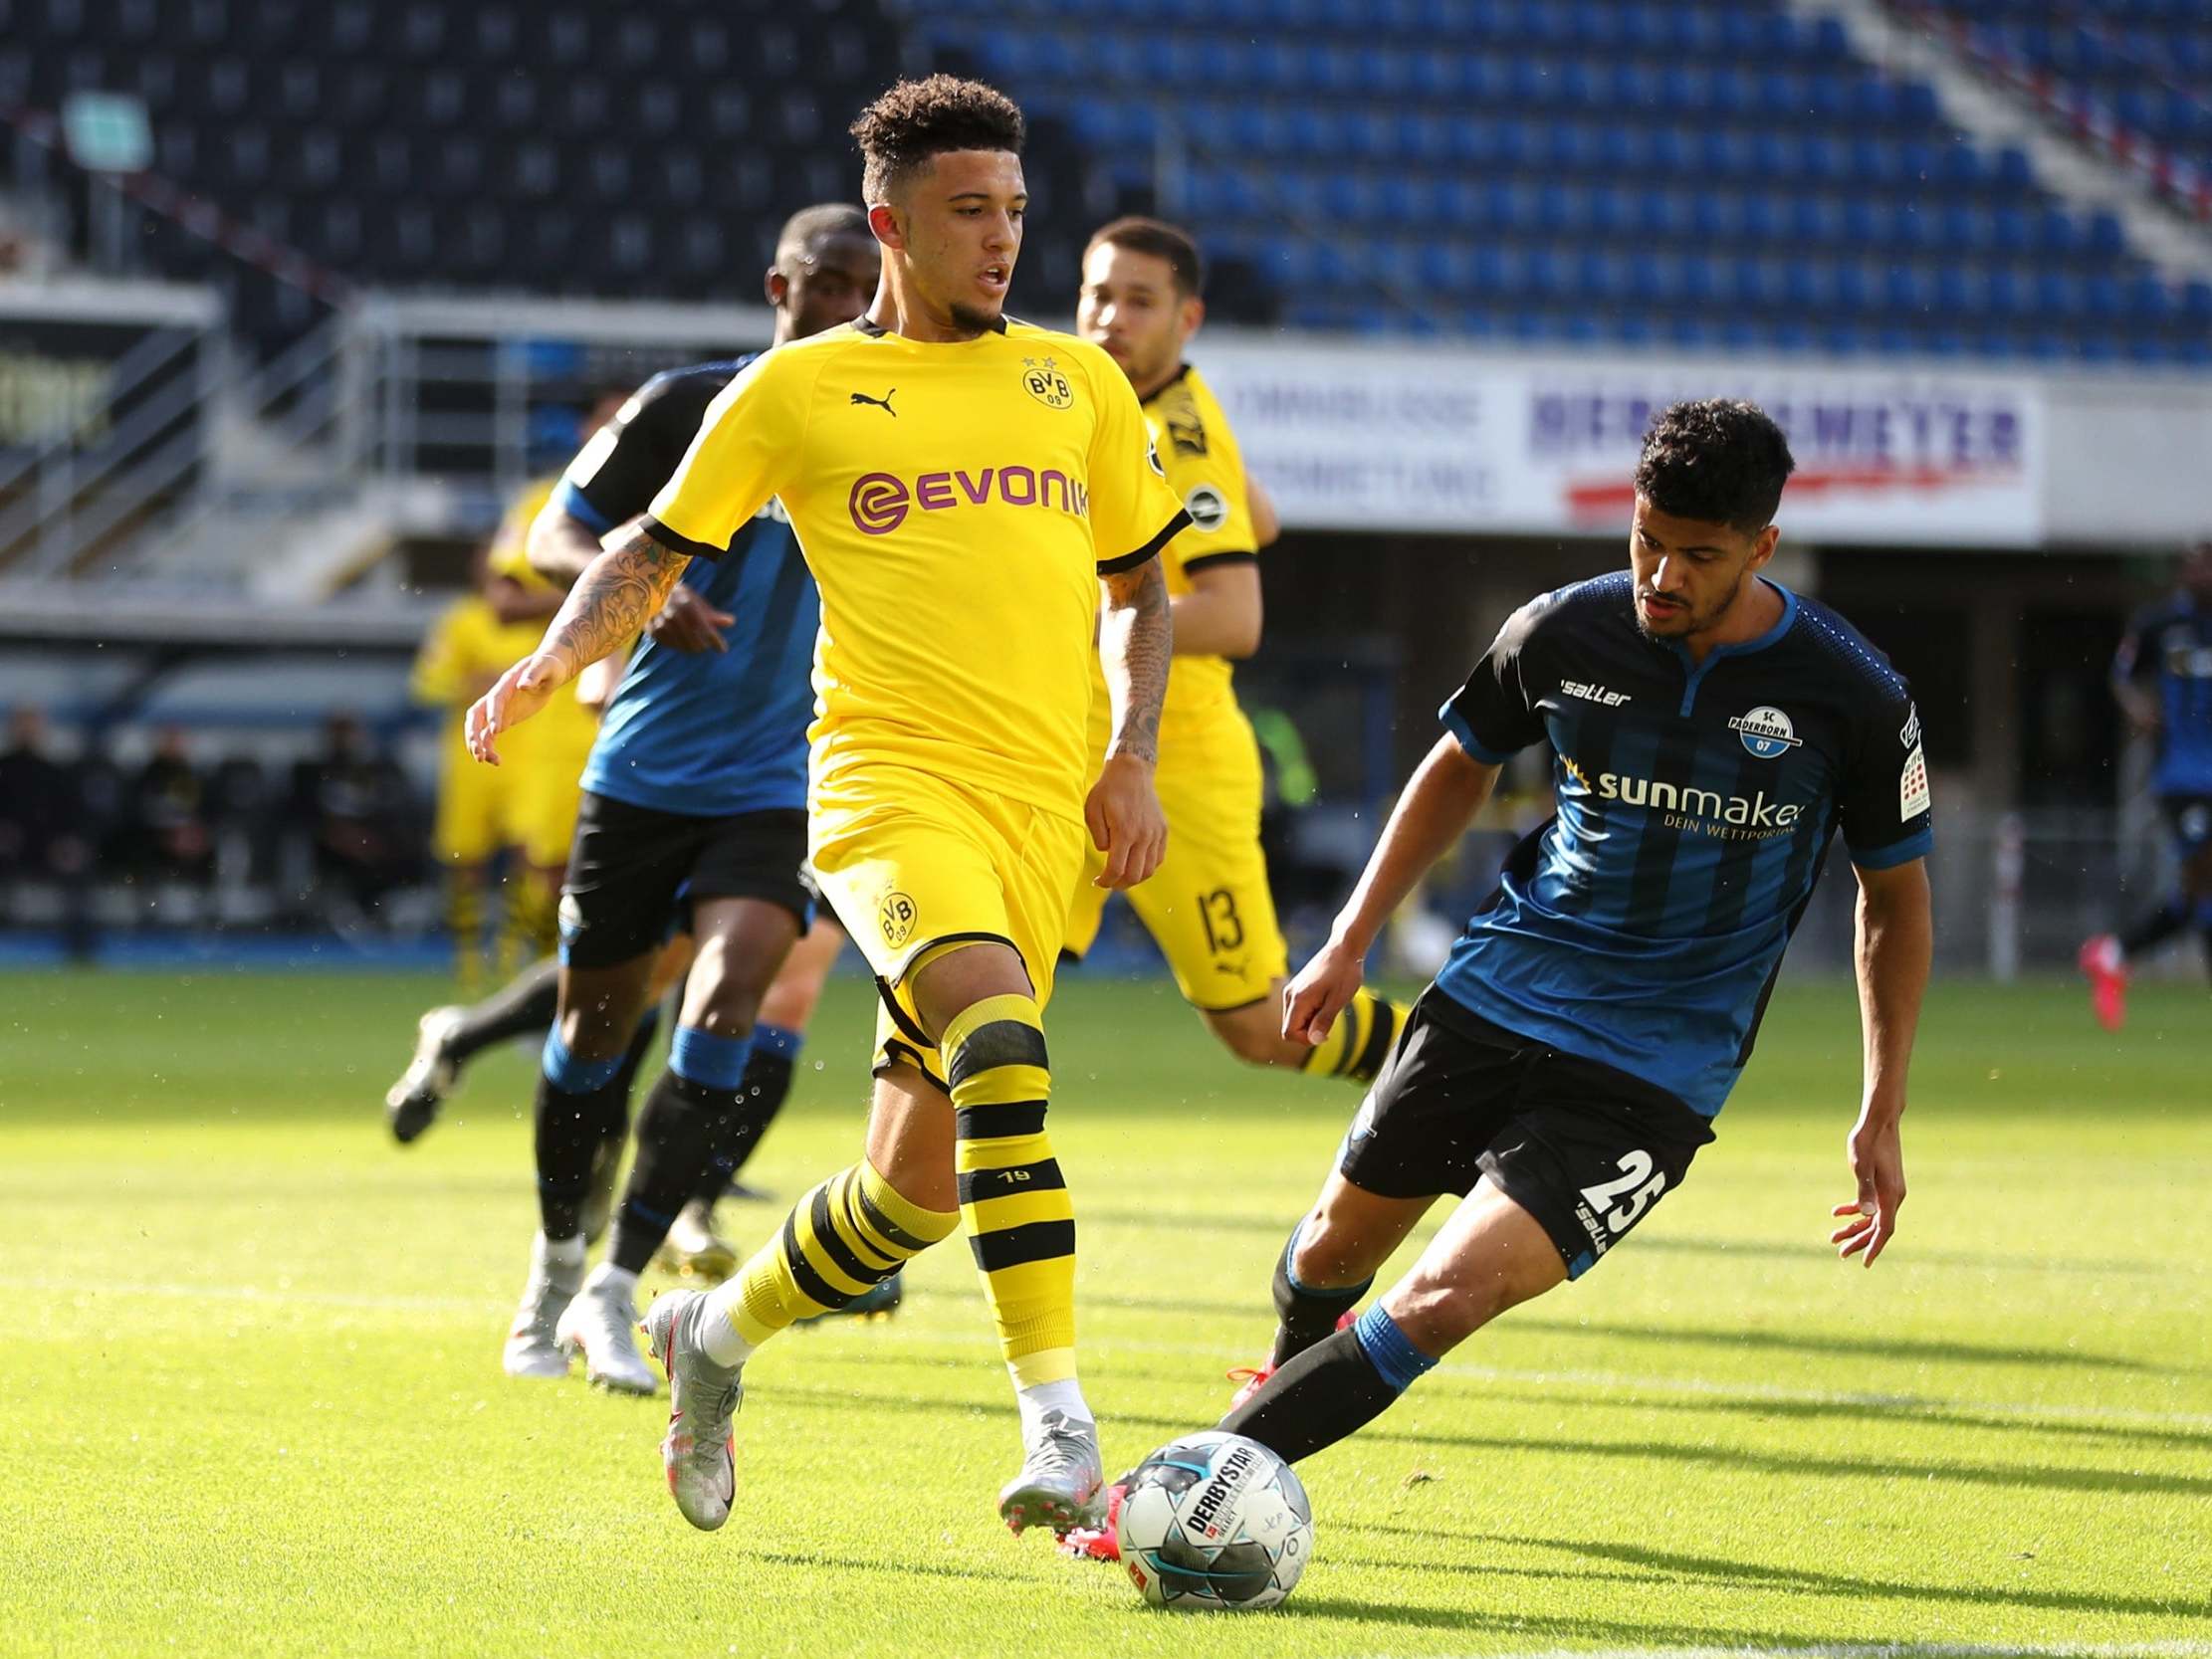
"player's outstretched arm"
1832,857,1931,1267
465,524,690,765
1285,736,1500,1045
1090,557,1173,889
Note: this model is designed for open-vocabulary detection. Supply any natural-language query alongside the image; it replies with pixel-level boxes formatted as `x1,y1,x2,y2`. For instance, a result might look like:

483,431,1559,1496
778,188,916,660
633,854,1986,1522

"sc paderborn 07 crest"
1020,357,1073,409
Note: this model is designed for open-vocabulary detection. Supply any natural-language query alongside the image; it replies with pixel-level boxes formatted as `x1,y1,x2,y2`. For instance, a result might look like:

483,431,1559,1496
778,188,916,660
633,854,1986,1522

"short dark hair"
774,203,872,271
1633,399,1796,534
850,76,1024,202
1085,216,1204,299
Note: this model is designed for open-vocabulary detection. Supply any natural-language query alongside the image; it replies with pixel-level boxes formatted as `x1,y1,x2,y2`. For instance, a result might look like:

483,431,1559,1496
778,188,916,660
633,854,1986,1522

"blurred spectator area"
0,0,2205,360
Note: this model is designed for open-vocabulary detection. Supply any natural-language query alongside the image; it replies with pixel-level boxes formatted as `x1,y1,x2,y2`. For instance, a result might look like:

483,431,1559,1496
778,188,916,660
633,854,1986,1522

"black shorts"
558,792,812,970
2162,794,2212,855
1337,989,1716,1279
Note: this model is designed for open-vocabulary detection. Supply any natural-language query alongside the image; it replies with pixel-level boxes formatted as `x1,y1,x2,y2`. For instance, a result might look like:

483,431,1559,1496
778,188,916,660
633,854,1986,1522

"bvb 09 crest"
879,890,918,948
1020,357,1073,409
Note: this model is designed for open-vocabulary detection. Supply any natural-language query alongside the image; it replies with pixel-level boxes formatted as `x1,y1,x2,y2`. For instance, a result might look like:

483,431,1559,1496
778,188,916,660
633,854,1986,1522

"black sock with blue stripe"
533,1030,633,1241
1267,1219,1373,1368
690,1022,801,1204
607,1025,756,1274
1219,1305,1438,1464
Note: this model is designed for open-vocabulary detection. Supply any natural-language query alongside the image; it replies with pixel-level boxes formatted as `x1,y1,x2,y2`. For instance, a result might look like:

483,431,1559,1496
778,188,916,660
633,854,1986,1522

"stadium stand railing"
1895,0,2212,224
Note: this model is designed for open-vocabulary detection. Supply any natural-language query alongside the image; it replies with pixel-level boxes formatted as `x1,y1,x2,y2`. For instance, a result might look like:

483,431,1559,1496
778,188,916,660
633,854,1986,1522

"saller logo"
1729,706,1801,758
849,467,1091,536
1561,680,1632,707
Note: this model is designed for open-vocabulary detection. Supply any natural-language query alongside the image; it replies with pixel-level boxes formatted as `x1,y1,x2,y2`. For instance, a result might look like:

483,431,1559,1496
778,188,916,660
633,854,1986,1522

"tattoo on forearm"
1102,560,1171,764
542,526,689,673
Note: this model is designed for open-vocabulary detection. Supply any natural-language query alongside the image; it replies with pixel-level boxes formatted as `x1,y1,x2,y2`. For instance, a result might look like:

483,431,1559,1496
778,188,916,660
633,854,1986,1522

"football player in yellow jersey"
466,77,1185,1538
1068,217,1410,1089
409,550,543,988
482,393,630,965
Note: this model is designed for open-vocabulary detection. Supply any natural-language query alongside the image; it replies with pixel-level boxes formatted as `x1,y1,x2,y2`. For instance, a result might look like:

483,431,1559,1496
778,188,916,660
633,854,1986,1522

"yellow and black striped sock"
445,875,484,991
944,993,1077,1388
1299,988,1409,1086
722,1160,957,1349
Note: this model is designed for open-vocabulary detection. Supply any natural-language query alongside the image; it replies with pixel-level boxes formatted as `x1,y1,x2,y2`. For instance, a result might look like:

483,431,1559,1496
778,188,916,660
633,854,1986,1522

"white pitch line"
12,1274,2211,1432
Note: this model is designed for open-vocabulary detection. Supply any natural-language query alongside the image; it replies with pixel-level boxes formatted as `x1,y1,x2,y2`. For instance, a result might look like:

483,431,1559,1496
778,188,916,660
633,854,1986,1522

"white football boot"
384,1005,464,1144
641,1289,744,1531
653,1197,739,1282
553,1264,657,1394
997,1408,1105,1537
503,1234,581,1380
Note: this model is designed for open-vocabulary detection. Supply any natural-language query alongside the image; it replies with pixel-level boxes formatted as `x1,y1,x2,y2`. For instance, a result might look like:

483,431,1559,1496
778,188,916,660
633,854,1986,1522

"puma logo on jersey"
851,389,896,416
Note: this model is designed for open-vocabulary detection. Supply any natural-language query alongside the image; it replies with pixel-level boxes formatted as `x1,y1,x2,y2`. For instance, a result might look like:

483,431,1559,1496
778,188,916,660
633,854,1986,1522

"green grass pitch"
2,969,2207,1658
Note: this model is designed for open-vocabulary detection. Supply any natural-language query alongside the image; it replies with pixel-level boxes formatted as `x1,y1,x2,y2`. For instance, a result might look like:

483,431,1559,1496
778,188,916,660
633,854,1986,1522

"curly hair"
850,76,1025,202
1633,399,1796,533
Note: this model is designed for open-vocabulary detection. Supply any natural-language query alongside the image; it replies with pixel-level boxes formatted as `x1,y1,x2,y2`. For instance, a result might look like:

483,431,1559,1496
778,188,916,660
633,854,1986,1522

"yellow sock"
943,993,1077,1388
1300,987,1408,1085
499,879,557,976
722,1160,956,1350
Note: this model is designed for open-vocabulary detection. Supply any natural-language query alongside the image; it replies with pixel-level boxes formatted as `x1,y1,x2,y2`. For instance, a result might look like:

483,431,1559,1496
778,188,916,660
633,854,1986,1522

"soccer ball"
1115,1431,1313,1611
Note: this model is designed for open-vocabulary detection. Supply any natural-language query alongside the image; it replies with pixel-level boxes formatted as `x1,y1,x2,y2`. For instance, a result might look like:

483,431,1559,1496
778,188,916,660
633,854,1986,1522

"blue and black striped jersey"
1436,571,1931,1118
2114,595,2212,798
557,357,818,819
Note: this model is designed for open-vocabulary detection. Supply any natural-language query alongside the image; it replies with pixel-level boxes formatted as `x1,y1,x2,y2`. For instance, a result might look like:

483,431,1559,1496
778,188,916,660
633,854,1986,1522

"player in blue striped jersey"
495,206,885,1393
2080,540,2212,1030
1131,400,1934,1485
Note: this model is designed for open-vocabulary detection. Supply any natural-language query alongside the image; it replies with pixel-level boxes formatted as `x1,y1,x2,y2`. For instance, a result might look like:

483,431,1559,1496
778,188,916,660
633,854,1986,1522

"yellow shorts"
810,764,1088,1088
505,704,598,870
432,739,529,865
1064,711,1287,1011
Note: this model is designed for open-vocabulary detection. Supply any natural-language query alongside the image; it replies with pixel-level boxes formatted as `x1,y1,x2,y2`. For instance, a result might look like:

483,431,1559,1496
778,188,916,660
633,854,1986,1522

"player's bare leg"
1217,1177,1565,1465
1201,976,1405,1085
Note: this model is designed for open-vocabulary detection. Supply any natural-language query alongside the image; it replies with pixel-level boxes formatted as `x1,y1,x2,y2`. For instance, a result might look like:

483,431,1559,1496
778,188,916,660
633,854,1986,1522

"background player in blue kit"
495,205,884,1393
2081,540,2212,1031
1072,399,1933,1536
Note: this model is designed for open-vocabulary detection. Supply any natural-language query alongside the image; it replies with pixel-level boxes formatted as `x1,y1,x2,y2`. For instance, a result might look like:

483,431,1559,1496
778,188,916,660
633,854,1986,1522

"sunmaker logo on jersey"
848,467,1090,535
1728,706,1802,758
1567,754,1807,840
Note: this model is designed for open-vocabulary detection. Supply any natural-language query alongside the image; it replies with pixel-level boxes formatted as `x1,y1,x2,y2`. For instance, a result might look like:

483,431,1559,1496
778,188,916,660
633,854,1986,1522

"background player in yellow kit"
1069,217,1408,1086
481,393,629,965
409,549,545,989
466,78,1185,1538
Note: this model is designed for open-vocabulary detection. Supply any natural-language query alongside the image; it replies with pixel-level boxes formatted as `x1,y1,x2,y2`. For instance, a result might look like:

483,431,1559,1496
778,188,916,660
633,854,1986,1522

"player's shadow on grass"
1449,1315,2166,1373
757,1382,2212,1503
1468,1381,2212,1456
1401,1530,2212,1624
1079,1288,2170,1375
1286,1595,1810,1648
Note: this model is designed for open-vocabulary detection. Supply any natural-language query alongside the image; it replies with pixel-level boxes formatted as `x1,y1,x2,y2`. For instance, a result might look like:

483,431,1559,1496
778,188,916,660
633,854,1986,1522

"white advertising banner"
1195,336,2048,546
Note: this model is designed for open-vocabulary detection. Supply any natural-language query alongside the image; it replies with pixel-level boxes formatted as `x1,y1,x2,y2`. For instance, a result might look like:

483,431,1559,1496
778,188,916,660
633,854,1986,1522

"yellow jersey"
480,474,599,763
1088,362,1258,755
411,596,545,712
646,316,1187,823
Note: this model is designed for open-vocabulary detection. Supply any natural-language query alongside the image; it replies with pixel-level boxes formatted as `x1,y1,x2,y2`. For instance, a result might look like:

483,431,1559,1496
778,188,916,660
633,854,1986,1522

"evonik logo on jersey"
848,466,1090,536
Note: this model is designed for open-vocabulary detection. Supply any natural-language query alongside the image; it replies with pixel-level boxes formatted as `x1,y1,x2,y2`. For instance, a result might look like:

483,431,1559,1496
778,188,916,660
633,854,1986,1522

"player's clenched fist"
1283,937,1364,1048
466,653,569,765
1086,752,1167,889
